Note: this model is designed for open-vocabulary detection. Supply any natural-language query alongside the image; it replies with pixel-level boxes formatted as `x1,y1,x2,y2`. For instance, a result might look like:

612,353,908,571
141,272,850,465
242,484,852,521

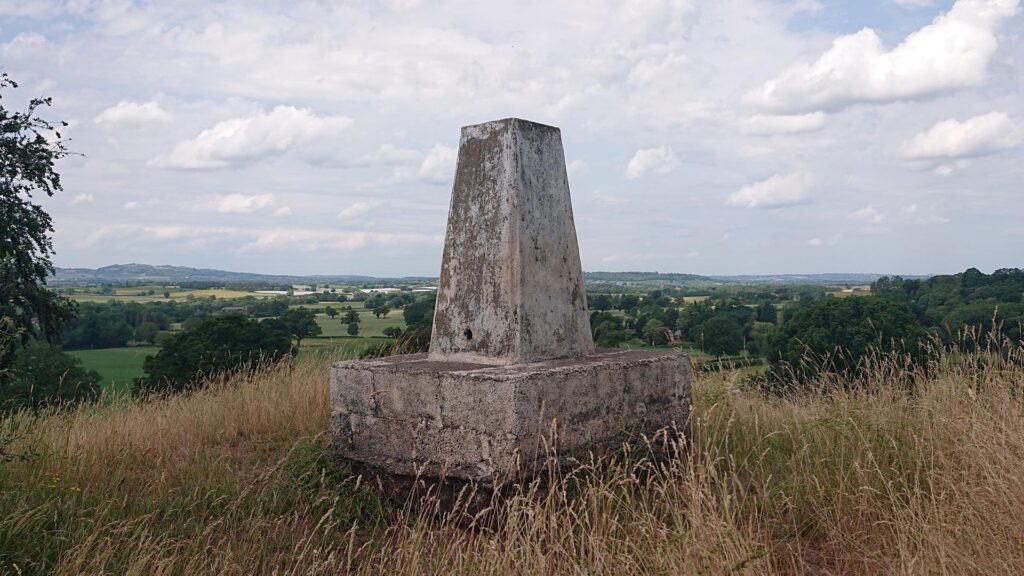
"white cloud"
123,201,139,210
94,100,172,125
417,144,457,185
851,204,885,223
901,111,1018,160
151,106,352,170
904,203,919,214
725,171,813,208
244,228,441,253
1,32,47,58
625,146,679,180
749,0,1020,112
272,206,292,217
567,159,588,177
739,112,826,135
807,237,823,246
893,0,935,6
337,201,378,221
208,193,275,214
70,193,94,205
363,144,420,166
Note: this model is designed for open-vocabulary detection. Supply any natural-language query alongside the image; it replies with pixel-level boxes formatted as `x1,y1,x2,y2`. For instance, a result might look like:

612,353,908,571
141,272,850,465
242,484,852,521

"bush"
769,295,927,384
140,315,291,393
1,341,100,410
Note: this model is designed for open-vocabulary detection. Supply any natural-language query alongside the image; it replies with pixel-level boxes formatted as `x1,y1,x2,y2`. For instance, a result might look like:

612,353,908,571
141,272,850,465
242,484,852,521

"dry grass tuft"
2,343,1024,575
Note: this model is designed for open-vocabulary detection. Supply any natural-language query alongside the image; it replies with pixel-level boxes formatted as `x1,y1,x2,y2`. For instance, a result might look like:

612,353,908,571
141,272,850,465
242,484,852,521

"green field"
309,308,406,340
69,346,160,393
67,285,284,303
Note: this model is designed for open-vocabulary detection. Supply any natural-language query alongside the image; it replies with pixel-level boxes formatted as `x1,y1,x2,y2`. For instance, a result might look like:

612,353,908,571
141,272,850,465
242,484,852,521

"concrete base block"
330,349,691,483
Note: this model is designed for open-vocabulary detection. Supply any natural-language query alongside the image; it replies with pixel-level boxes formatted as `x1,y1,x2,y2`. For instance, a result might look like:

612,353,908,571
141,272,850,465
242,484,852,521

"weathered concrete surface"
330,349,691,482
429,118,593,366
329,117,693,489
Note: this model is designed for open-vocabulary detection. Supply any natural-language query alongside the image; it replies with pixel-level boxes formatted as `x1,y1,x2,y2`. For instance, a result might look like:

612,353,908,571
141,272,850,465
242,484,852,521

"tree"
343,310,360,324
373,304,391,319
696,315,743,356
383,326,402,339
2,341,101,411
134,321,159,345
347,322,360,337
324,306,338,319
642,318,669,346
140,315,291,392
755,301,777,323
769,295,927,383
589,294,613,311
279,307,322,348
1,75,76,379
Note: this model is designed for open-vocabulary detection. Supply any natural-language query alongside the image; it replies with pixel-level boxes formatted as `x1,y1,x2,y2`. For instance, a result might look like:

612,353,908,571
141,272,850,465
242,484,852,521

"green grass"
68,346,159,394
67,286,274,303
311,308,405,339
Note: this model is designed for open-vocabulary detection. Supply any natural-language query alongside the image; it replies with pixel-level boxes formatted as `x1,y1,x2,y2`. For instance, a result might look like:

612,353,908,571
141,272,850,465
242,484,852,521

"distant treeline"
872,267,1023,342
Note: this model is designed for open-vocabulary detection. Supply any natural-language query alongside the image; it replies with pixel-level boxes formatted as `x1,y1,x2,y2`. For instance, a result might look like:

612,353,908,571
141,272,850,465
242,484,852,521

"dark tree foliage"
279,307,322,347
2,341,100,411
695,315,743,356
769,295,927,383
590,311,626,347
140,315,291,393
1,75,76,376
873,268,1024,343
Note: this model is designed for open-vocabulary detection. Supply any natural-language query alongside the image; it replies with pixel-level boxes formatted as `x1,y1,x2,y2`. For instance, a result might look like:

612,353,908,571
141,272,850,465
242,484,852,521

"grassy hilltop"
2,345,1024,575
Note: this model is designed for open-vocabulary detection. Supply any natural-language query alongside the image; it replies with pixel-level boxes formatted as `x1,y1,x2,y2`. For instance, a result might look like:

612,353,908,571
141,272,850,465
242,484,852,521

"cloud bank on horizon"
1,0,1021,276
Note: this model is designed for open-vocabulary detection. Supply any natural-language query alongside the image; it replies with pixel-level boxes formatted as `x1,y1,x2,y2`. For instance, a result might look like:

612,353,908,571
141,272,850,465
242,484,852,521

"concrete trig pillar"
429,119,593,365
330,118,691,491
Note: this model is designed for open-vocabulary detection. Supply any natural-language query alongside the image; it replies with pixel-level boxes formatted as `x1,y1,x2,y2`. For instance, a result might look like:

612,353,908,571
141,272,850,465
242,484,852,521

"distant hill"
51,264,433,286
709,273,933,285
51,264,933,288
583,271,722,285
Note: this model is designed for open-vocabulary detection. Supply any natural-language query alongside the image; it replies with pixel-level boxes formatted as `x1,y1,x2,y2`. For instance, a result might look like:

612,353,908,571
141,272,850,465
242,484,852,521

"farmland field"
310,308,406,339
68,346,160,394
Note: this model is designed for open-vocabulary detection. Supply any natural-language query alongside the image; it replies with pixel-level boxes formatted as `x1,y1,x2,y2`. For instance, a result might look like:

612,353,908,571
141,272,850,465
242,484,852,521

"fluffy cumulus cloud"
726,171,813,209
416,144,457,185
851,204,886,224
625,146,679,179
151,106,352,170
6,0,1024,275
749,0,1020,112
207,193,275,214
95,100,172,125
901,111,1018,160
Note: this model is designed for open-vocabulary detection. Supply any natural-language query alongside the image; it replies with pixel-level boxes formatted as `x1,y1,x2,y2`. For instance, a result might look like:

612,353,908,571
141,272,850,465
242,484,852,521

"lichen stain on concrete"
330,118,692,486
429,118,592,365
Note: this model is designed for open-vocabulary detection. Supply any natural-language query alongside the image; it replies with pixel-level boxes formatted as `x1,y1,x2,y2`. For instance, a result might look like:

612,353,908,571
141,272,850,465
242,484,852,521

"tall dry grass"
2,342,1023,575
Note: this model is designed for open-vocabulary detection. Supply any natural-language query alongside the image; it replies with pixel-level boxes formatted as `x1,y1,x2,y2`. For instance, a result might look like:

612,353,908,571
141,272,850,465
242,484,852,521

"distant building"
221,306,250,314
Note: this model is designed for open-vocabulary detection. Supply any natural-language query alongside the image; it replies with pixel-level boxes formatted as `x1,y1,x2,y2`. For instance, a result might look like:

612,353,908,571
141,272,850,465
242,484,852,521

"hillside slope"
2,348,1023,574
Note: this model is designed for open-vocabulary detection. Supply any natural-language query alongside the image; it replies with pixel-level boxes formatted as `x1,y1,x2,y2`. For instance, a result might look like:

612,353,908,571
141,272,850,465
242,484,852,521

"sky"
1,0,1022,277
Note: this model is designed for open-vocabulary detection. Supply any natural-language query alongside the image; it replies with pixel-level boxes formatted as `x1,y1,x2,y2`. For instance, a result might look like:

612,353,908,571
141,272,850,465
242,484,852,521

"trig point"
330,118,691,486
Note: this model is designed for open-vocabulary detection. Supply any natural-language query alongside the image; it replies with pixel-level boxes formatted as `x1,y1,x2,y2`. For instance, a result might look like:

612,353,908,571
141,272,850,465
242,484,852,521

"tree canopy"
1,75,75,377
769,295,927,383
141,315,291,392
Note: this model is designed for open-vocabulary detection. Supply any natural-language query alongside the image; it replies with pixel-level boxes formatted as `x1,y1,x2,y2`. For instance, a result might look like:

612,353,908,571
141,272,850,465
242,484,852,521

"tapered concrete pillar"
330,118,691,490
429,118,593,365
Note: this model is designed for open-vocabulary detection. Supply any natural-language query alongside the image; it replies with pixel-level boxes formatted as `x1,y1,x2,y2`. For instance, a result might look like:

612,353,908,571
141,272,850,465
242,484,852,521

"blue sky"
1,0,1021,276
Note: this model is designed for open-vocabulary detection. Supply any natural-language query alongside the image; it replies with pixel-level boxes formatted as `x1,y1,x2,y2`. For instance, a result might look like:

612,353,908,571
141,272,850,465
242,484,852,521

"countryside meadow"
3,1,1024,575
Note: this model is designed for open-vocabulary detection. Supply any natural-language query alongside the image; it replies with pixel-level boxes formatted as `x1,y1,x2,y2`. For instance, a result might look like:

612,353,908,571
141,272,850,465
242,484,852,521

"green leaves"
1,74,76,382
